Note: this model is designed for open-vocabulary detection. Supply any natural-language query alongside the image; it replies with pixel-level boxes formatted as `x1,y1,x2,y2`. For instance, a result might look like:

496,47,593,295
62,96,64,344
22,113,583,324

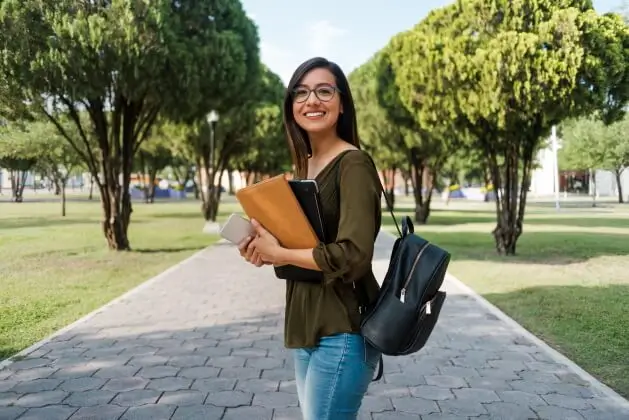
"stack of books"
234,174,325,248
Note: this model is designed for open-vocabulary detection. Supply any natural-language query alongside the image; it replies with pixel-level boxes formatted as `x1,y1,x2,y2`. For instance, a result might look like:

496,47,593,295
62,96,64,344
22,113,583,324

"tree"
0,124,37,202
373,47,454,223
192,64,286,221
0,118,84,209
0,0,260,250
349,53,406,209
232,65,287,182
561,115,629,203
31,120,83,215
135,124,174,203
386,0,629,254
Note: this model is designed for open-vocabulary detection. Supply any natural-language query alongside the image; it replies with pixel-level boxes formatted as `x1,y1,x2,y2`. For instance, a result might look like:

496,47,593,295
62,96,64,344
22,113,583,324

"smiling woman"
235,57,382,420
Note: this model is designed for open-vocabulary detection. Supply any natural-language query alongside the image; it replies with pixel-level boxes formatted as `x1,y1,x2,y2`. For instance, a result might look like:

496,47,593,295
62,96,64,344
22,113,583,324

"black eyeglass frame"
291,83,342,103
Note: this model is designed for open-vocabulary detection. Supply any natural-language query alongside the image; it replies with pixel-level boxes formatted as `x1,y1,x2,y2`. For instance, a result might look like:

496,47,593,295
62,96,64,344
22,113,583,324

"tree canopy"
350,0,629,255
560,114,629,202
0,0,261,249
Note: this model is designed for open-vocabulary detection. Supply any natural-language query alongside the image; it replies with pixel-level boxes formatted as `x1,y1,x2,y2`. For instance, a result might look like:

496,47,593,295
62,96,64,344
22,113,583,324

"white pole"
551,126,560,210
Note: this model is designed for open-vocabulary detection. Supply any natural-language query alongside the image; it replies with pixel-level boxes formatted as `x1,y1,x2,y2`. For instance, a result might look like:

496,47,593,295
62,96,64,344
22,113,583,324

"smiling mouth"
304,111,326,118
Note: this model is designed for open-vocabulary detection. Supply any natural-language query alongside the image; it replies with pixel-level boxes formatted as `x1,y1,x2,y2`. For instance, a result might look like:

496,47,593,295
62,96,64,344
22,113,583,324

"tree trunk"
228,167,235,195
408,149,434,224
10,170,27,203
139,153,150,204
99,144,133,250
194,160,202,200
415,199,431,223
490,148,521,256
387,167,396,210
192,179,200,199
201,177,223,220
89,176,94,200
486,130,536,256
61,180,67,217
590,169,597,207
200,159,221,221
147,168,158,203
492,220,520,255
614,168,624,204
101,185,130,250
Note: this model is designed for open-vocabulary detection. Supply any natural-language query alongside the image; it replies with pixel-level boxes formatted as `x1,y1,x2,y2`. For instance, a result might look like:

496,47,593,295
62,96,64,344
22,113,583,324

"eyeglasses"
292,84,340,103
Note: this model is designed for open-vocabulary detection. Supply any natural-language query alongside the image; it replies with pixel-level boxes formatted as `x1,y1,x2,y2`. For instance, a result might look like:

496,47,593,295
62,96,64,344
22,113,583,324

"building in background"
530,138,628,200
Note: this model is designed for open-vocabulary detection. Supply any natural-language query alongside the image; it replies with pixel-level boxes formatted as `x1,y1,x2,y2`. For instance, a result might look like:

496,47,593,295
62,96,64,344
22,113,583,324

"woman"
238,57,382,420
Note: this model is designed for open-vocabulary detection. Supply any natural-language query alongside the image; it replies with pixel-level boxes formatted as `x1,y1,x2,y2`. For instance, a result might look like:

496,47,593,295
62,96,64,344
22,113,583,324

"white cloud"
305,20,347,57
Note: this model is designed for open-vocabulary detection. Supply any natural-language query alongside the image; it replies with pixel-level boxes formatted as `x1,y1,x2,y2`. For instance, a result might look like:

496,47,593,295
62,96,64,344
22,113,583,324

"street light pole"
207,110,219,186
551,125,560,211
203,110,220,234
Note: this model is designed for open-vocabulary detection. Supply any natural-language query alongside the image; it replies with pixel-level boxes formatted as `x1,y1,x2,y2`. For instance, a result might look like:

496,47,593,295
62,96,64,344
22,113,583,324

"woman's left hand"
249,219,283,264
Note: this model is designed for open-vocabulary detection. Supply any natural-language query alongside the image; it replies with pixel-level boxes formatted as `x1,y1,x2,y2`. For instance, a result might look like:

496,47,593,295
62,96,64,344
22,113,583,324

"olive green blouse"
284,150,383,349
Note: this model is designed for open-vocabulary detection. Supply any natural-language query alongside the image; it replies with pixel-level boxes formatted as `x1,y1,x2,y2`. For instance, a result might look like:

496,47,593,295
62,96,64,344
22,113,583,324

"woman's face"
292,67,343,135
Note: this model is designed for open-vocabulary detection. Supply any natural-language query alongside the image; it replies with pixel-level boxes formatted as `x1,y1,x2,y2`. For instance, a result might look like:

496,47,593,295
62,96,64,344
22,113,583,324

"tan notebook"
235,174,319,249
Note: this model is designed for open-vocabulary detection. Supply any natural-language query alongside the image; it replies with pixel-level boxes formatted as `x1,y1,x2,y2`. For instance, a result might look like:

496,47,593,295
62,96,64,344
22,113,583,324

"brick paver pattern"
1,233,628,419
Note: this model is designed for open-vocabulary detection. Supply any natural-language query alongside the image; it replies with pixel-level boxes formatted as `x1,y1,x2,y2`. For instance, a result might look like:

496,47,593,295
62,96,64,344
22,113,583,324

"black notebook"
288,179,326,242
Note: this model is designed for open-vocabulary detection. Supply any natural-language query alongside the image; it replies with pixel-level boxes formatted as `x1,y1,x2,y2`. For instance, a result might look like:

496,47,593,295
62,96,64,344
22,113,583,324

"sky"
241,0,625,85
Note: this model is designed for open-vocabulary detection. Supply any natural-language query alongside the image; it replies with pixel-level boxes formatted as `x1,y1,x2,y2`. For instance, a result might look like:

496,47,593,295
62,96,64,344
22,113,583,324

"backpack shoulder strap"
335,150,402,237
334,149,387,382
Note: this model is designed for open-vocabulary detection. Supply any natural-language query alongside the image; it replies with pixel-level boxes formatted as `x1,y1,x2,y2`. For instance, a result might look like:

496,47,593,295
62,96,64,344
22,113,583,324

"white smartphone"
219,213,255,244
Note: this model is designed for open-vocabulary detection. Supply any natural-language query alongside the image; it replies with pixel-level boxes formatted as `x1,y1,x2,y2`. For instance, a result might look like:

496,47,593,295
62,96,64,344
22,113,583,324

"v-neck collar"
310,149,358,182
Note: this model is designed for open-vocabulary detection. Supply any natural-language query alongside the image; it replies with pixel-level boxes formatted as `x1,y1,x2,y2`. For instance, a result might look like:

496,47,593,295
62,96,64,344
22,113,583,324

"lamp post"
206,110,219,181
203,110,220,234
551,125,561,211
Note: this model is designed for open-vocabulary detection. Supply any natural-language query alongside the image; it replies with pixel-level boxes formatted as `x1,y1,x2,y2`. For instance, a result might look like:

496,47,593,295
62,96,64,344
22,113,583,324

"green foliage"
0,118,82,176
350,0,629,254
0,0,260,122
232,65,289,175
0,123,40,167
560,114,629,171
0,0,261,248
137,123,175,175
348,52,405,171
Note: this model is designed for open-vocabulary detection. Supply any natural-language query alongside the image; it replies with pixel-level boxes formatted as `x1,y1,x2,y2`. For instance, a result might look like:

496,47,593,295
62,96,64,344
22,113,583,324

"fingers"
250,219,266,236
237,235,261,266
237,236,252,257
252,250,264,267
244,239,256,262
237,233,270,268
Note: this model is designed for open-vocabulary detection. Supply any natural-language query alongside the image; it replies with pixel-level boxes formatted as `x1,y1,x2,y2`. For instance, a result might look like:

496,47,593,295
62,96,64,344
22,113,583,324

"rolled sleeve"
312,153,381,284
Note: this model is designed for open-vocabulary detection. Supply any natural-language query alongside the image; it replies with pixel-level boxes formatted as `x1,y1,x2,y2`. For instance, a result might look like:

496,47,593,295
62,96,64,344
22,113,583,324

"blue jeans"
293,333,381,420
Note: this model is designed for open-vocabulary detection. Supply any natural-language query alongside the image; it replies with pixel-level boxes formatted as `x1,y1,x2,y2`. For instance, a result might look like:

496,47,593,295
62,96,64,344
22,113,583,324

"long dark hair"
283,57,360,179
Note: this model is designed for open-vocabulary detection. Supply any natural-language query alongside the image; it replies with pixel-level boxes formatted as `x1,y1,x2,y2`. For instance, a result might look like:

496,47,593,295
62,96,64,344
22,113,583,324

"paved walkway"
1,233,628,420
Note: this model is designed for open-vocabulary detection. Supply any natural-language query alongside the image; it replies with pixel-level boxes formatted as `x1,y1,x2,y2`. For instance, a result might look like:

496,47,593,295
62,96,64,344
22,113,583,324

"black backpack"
351,154,451,381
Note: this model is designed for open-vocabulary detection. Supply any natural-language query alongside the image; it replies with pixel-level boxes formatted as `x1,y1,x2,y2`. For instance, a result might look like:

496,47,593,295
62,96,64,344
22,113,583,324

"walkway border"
0,245,214,371
444,271,629,409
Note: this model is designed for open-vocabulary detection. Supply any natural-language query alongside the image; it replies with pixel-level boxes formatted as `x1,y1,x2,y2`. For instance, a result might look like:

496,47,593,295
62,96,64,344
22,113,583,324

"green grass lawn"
0,197,239,360
385,197,629,398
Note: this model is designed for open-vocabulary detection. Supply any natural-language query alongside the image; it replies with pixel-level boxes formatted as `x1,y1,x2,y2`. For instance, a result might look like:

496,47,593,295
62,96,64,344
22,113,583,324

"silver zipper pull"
426,301,432,315
400,289,406,303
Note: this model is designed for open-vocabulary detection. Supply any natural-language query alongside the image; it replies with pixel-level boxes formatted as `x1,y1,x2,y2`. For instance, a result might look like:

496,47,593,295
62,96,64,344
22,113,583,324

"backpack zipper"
400,242,430,303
